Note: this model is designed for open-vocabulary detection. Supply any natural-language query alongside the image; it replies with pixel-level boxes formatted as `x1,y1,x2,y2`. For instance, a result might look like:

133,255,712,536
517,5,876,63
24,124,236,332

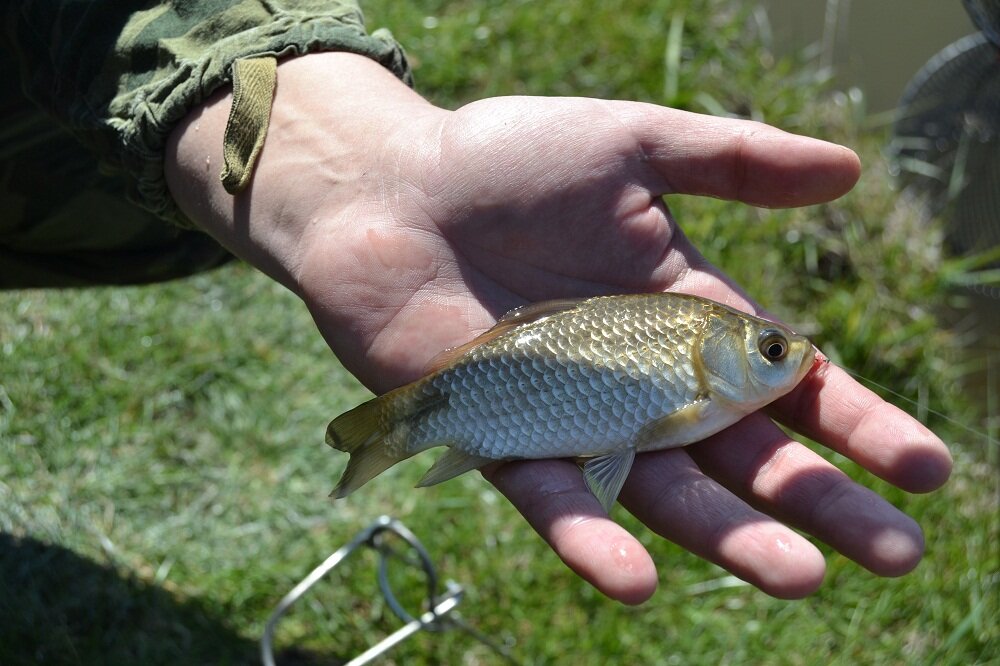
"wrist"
165,51,443,294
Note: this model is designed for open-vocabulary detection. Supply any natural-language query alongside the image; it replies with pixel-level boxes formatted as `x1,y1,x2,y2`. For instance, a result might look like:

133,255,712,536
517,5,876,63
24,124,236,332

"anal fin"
582,448,636,513
416,447,493,487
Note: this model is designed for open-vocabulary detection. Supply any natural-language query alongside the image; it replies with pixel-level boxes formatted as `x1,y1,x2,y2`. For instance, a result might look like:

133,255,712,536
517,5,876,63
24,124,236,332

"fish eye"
758,330,788,362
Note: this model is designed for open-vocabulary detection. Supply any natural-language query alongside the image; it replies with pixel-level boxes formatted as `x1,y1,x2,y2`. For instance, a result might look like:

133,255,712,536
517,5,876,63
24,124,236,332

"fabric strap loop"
221,56,277,193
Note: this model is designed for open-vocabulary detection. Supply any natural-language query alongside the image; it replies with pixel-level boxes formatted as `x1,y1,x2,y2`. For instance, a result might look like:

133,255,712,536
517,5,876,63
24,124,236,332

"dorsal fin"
423,298,587,374
495,298,587,325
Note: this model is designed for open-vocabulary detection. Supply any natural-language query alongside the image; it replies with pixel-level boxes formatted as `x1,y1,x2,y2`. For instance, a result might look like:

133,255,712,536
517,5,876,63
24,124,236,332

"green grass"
1,0,997,663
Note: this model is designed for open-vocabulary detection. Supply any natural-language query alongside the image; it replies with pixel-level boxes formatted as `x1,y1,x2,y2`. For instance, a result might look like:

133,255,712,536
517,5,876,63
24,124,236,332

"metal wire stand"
260,515,518,665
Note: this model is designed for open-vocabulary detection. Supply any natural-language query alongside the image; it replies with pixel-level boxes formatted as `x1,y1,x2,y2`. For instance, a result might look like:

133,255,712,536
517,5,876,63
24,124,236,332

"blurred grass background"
1,0,996,663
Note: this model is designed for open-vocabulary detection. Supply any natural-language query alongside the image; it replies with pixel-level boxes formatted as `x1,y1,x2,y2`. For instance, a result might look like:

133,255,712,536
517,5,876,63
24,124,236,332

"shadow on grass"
0,533,335,666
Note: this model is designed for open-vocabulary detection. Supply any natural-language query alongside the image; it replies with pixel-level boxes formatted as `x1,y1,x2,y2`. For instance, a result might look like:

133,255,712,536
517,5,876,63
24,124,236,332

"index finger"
770,361,953,493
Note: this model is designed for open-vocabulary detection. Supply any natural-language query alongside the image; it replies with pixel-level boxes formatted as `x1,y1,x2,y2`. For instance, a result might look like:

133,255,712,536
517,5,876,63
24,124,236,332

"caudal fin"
326,396,409,498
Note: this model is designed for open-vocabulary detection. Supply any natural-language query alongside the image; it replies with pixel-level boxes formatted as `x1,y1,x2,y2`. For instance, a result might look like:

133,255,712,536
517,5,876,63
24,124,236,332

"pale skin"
165,52,953,605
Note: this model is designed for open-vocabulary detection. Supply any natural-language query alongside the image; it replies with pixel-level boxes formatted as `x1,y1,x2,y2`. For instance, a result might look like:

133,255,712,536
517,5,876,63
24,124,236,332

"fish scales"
416,295,705,459
327,293,815,510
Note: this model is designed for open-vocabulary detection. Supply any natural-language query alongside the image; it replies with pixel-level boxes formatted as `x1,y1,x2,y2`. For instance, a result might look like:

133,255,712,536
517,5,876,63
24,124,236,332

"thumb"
608,102,862,208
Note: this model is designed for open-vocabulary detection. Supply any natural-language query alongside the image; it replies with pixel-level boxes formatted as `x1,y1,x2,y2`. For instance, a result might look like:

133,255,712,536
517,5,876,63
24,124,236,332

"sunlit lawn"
1,1,996,663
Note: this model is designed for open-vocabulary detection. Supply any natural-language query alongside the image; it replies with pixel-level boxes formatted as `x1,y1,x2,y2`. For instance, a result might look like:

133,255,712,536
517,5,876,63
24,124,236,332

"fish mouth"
802,344,829,380
810,343,830,364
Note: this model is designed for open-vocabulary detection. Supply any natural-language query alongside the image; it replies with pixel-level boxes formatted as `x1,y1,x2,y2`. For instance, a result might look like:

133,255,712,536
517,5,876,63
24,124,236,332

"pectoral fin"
635,399,712,451
416,447,494,487
581,448,636,513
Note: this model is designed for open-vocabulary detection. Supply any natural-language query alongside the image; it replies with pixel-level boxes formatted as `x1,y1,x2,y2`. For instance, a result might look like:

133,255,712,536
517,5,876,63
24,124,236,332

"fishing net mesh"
890,0,1000,298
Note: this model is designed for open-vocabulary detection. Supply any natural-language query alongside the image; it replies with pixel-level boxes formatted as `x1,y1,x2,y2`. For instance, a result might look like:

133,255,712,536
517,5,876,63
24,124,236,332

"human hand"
166,53,952,605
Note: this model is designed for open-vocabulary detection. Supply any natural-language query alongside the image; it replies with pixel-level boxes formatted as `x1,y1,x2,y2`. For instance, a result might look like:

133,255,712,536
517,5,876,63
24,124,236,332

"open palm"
294,95,952,604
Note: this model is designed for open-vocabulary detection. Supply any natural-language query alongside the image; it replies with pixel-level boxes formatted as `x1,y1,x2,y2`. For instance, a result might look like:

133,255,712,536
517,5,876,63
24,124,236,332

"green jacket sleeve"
2,0,411,227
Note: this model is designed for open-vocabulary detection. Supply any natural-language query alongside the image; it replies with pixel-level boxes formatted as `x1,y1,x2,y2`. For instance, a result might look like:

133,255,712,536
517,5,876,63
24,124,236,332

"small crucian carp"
327,293,815,511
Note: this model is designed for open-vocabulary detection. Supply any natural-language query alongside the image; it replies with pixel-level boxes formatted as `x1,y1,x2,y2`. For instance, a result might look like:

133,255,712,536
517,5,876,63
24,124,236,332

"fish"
327,292,816,511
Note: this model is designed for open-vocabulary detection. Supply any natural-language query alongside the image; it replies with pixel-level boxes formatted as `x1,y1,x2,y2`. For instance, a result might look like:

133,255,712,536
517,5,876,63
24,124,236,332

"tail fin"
326,396,409,498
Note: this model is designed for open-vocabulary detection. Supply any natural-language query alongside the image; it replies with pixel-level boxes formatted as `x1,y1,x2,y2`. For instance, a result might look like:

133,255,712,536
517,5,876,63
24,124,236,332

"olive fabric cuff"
111,4,412,229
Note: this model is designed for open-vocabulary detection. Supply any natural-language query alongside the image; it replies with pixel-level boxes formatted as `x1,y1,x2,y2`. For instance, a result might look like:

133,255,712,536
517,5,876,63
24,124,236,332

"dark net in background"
890,0,1000,299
